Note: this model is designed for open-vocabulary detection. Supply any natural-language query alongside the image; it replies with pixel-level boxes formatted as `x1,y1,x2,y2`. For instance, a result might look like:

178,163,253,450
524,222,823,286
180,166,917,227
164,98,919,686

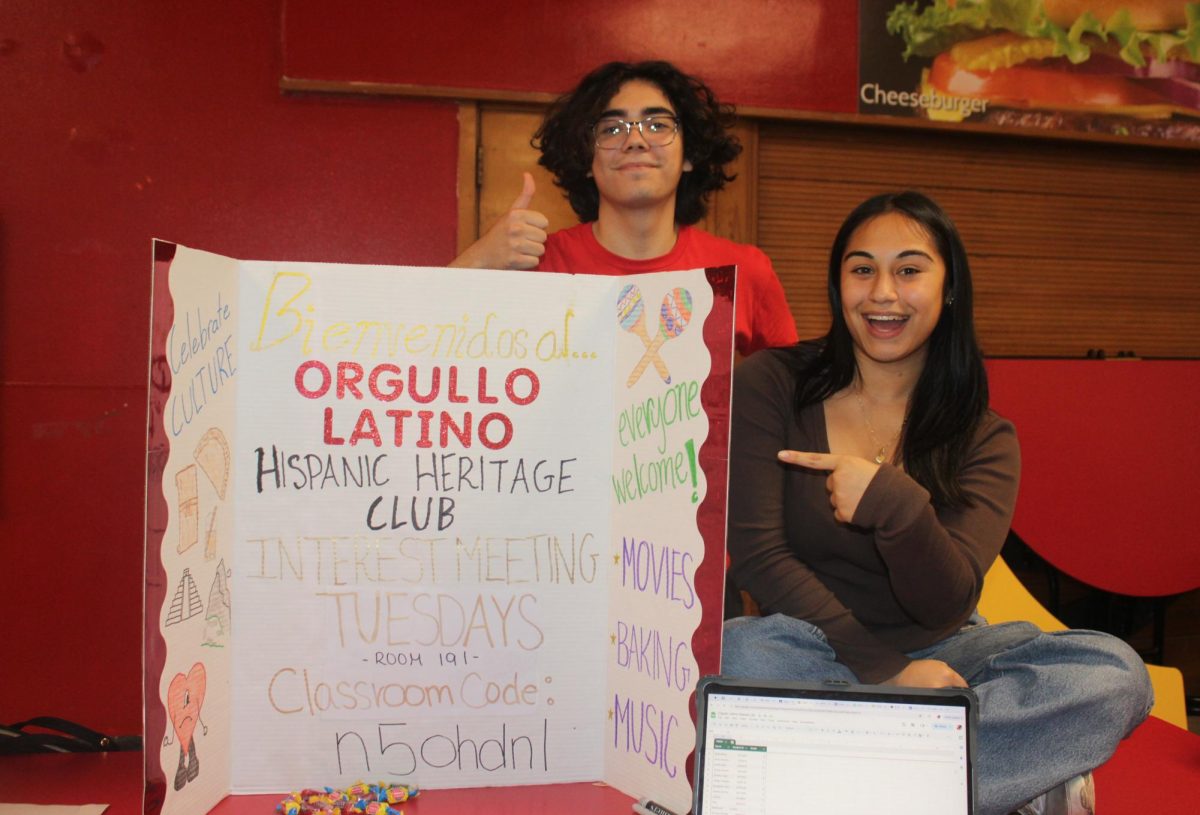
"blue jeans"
721,614,1153,815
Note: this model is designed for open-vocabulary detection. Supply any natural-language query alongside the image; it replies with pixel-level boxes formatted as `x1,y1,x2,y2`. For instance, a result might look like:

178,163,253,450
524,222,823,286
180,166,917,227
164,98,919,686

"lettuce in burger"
886,0,1200,137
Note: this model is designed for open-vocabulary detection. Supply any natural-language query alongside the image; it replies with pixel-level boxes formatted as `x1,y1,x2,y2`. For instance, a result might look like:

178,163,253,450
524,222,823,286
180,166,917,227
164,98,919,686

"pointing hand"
777,450,881,524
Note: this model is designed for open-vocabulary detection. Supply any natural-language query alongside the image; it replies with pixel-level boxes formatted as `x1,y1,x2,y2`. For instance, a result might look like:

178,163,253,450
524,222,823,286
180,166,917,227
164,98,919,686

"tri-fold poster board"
143,243,735,814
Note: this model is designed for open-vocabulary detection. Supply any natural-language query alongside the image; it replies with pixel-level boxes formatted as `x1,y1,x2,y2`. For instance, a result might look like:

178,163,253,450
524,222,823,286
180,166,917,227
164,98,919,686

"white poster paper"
145,246,734,815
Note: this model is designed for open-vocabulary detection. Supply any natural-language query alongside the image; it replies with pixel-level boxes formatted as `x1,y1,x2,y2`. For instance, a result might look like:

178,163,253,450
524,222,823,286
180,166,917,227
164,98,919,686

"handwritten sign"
145,246,733,815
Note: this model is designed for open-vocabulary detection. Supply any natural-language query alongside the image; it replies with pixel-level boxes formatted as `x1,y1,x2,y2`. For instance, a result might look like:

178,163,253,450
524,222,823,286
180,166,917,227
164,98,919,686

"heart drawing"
166,661,207,790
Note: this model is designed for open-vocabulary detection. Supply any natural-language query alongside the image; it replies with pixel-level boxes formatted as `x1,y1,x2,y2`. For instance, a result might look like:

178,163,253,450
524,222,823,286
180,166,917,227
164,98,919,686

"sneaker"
1013,773,1095,815
1061,772,1095,815
1013,793,1046,815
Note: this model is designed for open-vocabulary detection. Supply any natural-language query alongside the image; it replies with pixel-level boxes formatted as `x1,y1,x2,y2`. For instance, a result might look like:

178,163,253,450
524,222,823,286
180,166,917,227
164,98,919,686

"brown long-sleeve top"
727,346,1020,683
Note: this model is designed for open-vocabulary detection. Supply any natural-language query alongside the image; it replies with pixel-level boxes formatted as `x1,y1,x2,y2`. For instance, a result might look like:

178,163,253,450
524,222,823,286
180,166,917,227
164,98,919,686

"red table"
4,729,1196,814
0,751,639,814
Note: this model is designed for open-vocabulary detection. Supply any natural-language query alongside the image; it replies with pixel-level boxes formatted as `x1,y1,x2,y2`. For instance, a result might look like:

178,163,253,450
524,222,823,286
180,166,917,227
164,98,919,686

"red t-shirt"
536,223,798,356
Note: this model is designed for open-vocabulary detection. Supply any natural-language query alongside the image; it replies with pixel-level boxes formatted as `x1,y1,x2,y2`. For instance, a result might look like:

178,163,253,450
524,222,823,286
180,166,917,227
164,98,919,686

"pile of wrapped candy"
276,781,420,814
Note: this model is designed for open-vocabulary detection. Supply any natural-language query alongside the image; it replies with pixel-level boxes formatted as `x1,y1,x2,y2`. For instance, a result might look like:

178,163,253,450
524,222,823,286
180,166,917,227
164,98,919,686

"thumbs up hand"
451,172,550,270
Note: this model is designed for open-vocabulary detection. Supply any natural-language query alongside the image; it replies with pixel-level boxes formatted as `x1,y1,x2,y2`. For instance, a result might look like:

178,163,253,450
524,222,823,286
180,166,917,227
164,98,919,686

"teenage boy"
451,60,798,356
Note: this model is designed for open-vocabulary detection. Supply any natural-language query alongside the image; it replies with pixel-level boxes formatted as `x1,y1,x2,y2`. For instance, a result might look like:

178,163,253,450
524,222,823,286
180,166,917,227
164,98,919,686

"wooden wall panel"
477,106,580,238
755,121,1200,357
466,105,758,249
462,104,1199,358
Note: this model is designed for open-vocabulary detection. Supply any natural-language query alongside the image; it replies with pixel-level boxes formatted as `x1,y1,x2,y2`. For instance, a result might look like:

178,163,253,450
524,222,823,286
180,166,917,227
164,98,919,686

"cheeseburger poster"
144,244,734,815
859,0,1200,142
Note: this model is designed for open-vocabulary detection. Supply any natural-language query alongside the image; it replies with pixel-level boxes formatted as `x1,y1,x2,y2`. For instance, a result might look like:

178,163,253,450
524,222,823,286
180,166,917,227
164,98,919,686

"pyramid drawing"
165,568,205,626
203,560,232,646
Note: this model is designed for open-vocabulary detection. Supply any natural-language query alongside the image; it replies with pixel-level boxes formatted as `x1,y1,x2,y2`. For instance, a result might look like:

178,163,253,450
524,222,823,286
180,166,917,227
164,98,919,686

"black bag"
0,716,141,754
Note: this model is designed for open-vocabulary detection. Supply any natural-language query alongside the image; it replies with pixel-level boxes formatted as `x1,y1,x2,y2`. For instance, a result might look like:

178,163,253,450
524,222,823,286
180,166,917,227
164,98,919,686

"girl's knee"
721,617,760,673
720,614,840,680
1109,638,1153,715
1073,631,1153,719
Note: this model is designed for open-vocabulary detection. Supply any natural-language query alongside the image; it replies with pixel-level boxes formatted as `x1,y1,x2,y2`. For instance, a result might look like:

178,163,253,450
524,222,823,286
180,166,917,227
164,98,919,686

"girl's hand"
778,450,880,523
883,659,968,689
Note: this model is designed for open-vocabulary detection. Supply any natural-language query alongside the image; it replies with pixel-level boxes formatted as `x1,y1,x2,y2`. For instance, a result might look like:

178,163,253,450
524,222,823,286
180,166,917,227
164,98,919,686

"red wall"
0,1,457,735
1,0,859,737
282,0,858,112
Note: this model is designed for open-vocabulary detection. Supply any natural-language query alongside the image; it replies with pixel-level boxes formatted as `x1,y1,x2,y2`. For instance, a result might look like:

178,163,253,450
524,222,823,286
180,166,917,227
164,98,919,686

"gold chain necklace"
855,392,904,465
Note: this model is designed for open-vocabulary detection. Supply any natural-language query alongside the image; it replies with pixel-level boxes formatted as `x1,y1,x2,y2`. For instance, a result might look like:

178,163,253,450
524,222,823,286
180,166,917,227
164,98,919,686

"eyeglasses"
593,115,679,149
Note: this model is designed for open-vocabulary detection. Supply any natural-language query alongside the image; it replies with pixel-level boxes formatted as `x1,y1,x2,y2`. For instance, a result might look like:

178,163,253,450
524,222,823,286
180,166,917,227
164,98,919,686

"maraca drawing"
617,284,671,384
627,287,693,387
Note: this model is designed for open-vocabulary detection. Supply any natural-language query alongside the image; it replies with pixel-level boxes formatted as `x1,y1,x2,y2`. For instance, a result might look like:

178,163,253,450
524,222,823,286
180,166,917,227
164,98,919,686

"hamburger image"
884,0,1200,139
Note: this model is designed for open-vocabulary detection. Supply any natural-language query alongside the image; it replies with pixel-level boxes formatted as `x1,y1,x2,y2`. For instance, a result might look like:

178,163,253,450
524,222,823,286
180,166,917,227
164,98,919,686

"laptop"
693,677,978,815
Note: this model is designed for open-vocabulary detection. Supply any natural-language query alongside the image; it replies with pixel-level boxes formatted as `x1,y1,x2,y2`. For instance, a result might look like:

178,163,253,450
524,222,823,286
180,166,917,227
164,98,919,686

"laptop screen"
694,678,976,815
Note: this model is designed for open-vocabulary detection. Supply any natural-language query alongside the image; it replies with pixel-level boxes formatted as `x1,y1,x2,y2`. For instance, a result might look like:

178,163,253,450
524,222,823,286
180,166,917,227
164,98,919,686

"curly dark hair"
534,61,741,226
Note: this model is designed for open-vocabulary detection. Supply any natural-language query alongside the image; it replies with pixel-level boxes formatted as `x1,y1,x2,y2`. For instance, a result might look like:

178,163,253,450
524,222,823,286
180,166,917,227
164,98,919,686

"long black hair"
796,191,988,508
534,60,740,226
